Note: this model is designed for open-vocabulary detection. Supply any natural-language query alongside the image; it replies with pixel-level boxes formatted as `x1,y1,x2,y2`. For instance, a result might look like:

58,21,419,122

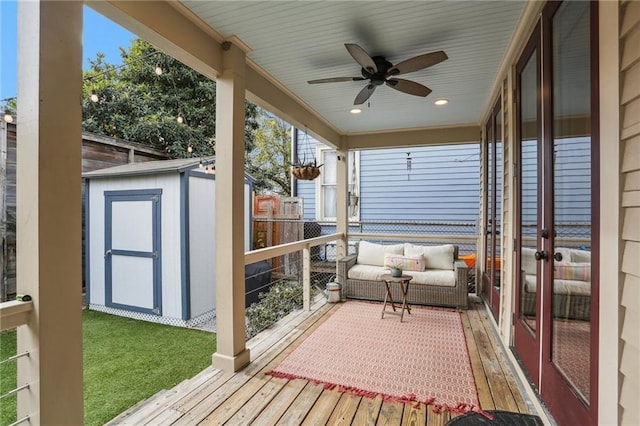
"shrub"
246,280,317,339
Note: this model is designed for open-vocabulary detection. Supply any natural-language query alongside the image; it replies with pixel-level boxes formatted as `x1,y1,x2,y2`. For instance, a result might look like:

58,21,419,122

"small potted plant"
389,262,403,278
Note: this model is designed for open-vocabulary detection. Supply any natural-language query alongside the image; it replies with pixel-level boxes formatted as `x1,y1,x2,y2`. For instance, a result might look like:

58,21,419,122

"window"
315,146,359,221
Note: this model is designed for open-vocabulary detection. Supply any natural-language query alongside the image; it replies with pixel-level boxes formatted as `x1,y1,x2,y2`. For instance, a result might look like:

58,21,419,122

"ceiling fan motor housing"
362,56,393,85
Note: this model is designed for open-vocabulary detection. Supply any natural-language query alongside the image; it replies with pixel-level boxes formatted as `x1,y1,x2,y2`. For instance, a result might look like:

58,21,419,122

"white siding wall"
620,1,640,423
188,175,216,318
87,174,182,318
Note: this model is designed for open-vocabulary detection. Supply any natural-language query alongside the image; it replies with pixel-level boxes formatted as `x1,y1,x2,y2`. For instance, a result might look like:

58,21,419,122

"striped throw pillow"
383,253,426,272
555,262,591,282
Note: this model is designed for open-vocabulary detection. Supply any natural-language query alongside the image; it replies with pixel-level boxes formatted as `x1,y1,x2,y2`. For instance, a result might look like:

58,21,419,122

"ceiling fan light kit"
308,43,447,105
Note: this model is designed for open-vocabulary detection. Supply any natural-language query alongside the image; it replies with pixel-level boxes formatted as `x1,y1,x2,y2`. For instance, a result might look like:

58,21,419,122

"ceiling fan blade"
354,84,376,105
386,78,432,97
308,77,366,84
387,51,448,76
345,43,377,72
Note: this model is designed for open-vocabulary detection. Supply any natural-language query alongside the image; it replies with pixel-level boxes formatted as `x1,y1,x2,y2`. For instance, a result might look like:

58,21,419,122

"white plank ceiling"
181,1,526,134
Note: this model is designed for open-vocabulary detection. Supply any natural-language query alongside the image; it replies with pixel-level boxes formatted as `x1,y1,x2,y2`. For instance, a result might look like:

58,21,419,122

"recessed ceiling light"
434,99,448,106
350,108,362,114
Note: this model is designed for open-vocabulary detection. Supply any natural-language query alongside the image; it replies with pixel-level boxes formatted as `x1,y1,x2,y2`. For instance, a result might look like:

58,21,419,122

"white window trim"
315,145,360,222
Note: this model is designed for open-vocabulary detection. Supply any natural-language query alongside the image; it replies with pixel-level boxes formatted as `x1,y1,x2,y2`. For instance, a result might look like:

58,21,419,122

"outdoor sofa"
337,241,469,309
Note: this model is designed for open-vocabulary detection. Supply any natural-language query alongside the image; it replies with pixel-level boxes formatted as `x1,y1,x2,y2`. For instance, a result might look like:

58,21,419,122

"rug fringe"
265,370,492,419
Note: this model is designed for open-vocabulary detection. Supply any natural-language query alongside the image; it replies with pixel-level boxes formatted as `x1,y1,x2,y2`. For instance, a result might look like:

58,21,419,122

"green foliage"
246,280,306,339
0,330,17,426
82,40,259,158
246,114,292,195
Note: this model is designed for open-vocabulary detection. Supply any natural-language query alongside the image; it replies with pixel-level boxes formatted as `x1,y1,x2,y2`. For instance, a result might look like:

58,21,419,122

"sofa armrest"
337,254,358,283
454,259,469,289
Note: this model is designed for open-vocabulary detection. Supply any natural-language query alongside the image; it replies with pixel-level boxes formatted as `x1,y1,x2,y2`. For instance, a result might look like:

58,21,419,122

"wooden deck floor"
108,296,536,426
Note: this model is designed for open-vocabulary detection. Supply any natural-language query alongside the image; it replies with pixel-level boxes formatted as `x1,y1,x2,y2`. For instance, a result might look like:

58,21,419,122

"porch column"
212,40,250,372
16,1,84,423
336,145,349,266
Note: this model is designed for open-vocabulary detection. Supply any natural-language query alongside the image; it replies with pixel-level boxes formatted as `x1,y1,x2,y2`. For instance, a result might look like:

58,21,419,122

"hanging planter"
291,161,322,180
292,127,322,180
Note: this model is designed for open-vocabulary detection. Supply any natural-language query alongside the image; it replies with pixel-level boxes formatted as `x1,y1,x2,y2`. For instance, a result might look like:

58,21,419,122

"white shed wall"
188,175,216,317
87,174,182,318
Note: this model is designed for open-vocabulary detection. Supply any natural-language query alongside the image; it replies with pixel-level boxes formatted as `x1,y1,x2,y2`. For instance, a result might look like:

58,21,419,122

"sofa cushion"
521,247,538,275
383,253,425,272
357,241,403,267
524,275,590,296
555,262,591,282
404,243,454,270
570,249,591,263
348,264,455,287
409,270,456,287
348,264,388,281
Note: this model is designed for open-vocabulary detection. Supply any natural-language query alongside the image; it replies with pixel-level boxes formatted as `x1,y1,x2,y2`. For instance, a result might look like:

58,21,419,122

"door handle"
554,252,563,262
534,250,548,261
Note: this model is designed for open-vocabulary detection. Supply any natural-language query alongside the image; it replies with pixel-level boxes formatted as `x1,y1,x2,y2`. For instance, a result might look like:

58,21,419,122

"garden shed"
84,157,254,327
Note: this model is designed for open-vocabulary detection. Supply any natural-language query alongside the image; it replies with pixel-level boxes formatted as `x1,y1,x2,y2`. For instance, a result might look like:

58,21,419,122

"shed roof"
83,157,215,179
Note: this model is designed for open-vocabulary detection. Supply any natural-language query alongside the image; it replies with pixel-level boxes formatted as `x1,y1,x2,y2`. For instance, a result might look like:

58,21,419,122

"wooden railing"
245,233,343,310
0,299,33,332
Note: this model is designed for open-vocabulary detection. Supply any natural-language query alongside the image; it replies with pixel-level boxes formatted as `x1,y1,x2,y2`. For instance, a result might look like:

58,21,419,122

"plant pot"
390,268,403,278
291,166,321,180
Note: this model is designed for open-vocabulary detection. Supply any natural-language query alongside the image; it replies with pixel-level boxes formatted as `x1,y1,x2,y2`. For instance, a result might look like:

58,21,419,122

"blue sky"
1,2,135,101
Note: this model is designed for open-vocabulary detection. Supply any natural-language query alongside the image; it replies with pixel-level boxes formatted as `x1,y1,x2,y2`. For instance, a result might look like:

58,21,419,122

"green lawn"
0,310,216,426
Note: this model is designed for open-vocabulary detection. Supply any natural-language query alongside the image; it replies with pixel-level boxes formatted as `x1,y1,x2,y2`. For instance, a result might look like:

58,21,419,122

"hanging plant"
291,160,323,180
292,127,323,180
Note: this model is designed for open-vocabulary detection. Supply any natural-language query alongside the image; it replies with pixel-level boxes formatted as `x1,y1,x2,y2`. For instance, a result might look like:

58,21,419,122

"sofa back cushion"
521,247,538,275
383,253,426,272
357,241,404,267
404,243,454,270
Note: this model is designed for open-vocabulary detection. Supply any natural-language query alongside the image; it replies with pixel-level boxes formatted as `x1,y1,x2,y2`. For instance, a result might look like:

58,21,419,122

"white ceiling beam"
346,125,481,150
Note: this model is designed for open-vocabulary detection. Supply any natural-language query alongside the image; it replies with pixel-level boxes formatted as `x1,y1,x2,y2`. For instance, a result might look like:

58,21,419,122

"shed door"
105,190,162,315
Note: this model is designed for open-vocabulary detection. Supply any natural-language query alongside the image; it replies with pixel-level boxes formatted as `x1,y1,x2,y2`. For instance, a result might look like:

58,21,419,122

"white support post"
335,146,349,261
16,1,84,423
303,246,310,311
212,40,251,373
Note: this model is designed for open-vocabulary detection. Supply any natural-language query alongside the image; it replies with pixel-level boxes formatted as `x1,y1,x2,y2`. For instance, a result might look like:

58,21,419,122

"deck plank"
472,306,531,413
326,393,361,425
252,377,308,425
352,395,383,425
467,306,520,413
377,401,405,425
461,308,495,410
401,402,426,426
425,410,450,426
301,388,343,425
276,381,325,425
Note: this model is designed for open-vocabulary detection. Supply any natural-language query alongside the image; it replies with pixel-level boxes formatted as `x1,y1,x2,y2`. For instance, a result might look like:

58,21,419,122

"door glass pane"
485,130,493,294
495,107,503,292
519,50,539,333
551,0,591,404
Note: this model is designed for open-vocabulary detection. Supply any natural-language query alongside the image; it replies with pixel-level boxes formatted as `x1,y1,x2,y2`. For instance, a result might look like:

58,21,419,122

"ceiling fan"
308,43,448,105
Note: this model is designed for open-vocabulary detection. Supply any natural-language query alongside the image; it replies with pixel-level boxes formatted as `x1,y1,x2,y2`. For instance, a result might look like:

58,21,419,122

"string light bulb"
155,64,163,75
3,110,13,123
187,144,193,153
90,90,99,103
177,112,184,124
199,160,204,168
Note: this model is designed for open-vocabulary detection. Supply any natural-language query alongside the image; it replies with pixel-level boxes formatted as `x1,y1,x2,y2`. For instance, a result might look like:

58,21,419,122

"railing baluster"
0,351,29,366
0,383,30,400
302,246,310,311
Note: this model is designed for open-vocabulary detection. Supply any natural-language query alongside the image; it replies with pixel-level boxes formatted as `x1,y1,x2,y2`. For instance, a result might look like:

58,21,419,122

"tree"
246,114,292,195
82,39,258,158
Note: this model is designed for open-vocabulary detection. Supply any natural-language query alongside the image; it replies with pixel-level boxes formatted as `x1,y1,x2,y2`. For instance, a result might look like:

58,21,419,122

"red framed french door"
513,2,598,425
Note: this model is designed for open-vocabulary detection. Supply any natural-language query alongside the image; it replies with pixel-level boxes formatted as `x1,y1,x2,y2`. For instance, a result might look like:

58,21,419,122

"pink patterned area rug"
266,301,482,415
